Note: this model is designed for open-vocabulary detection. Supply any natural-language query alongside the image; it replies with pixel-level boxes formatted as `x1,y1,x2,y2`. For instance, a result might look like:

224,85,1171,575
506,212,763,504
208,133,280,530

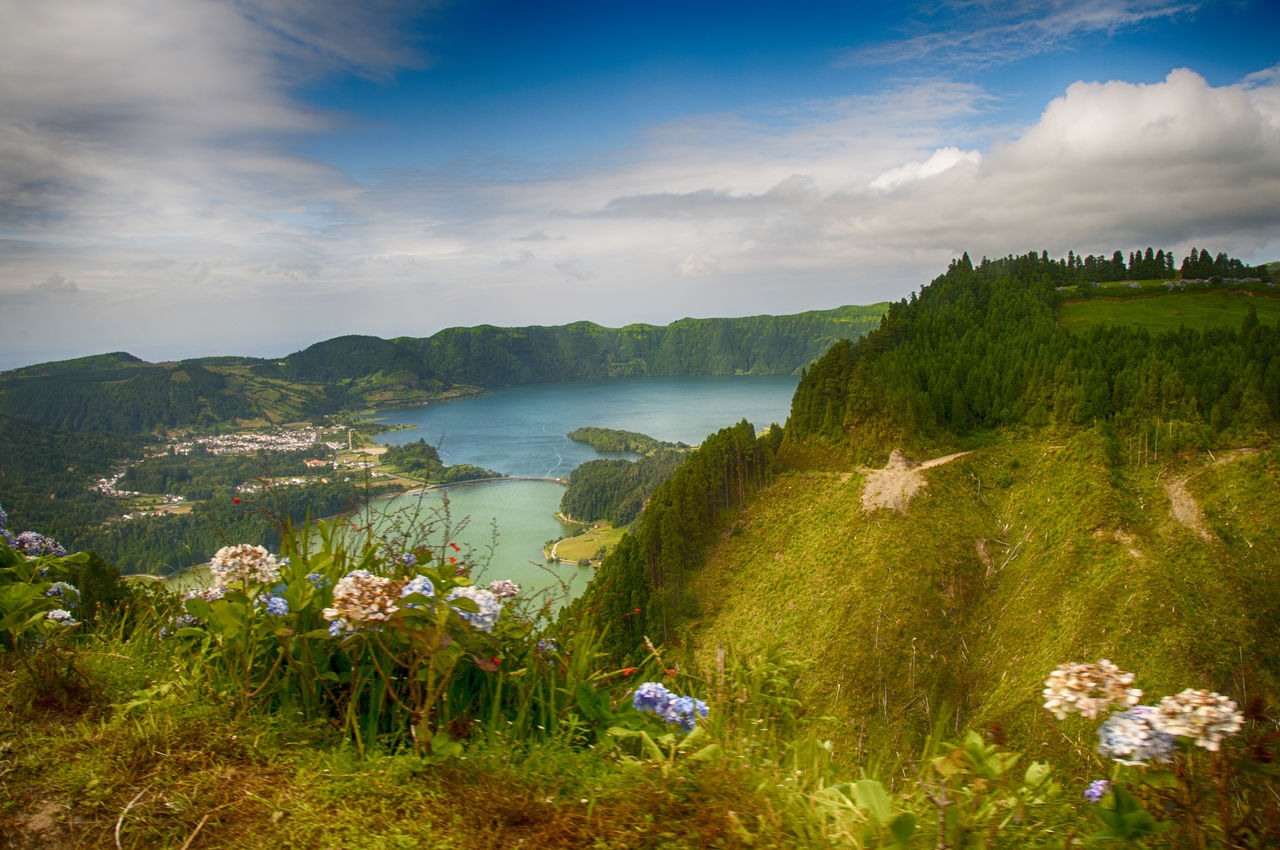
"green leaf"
889,812,916,845
852,779,894,824
688,743,722,762
1024,761,1052,787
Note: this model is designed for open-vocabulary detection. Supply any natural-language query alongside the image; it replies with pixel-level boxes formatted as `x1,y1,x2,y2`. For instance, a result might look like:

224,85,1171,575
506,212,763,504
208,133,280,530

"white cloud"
870,147,982,190
843,0,1199,68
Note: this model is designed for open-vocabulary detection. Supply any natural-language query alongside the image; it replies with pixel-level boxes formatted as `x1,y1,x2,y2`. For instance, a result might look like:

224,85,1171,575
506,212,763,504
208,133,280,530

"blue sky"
2,0,1279,368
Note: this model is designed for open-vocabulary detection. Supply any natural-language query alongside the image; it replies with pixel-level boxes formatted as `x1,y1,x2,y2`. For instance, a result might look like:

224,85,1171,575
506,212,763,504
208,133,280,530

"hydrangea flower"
323,570,401,635
446,585,502,632
305,572,329,589
488,579,520,599
46,609,77,627
1084,779,1110,802
261,594,289,616
400,552,417,569
632,681,709,732
44,581,80,608
1150,690,1244,752
1096,706,1177,765
400,574,436,609
209,544,280,588
1043,660,1143,720
536,638,559,655
0,502,7,529
11,531,67,558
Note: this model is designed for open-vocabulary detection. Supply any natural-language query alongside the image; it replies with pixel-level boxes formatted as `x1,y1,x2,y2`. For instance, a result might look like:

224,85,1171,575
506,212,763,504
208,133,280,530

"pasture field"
1059,290,1280,334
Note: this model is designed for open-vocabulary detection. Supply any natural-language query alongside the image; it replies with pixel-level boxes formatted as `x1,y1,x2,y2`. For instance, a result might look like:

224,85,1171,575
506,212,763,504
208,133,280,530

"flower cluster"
46,608,77,627
632,681,709,732
209,544,280,588
1043,659,1143,720
1084,779,1110,803
1096,706,1178,765
44,581,79,608
400,574,436,608
258,585,289,616
1151,690,1244,752
323,570,402,636
5,530,67,558
488,579,519,599
0,502,7,529
445,585,501,632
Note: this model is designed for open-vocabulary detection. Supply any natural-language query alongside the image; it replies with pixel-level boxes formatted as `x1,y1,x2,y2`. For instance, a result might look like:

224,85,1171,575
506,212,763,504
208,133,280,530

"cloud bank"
1,1,1278,367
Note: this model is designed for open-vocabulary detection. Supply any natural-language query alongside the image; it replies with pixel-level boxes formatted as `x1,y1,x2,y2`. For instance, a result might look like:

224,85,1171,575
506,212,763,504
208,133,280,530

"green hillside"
0,305,886,435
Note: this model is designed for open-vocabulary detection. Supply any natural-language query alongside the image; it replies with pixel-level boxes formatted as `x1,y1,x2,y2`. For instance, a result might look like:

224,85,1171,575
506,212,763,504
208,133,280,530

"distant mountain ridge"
0,306,888,434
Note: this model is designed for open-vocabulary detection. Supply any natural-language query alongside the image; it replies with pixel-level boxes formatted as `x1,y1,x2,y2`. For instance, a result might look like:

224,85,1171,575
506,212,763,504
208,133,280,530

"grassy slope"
684,429,1280,765
1059,291,1280,334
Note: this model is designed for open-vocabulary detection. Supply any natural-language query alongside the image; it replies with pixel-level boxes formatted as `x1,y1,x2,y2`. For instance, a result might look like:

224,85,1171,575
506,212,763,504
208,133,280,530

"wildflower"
1096,706,1177,765
488,579,519,599
1043,660,1142,720
621,666,638,676
536,639,558,655
449,556,457,564
449,542,460,552
1084,779,1110,802
209,544,280,588
323,570,401,634
46,609,77,627
44,582,80,608
1150,690,1244,752
446,585,501,632
232,497,240,504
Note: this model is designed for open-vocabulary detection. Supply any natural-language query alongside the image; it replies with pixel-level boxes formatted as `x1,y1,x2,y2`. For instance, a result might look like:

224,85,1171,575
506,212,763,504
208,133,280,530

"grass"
548,521,627,563
684,428,1280,771
1059,290,1280,334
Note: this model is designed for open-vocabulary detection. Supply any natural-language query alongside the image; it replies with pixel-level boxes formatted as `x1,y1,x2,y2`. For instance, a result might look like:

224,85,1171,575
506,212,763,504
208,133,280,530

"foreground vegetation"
4,502,1277,849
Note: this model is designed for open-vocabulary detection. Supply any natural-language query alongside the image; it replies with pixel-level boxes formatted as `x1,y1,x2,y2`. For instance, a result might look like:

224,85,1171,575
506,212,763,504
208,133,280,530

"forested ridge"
574,246,1279,667
788,249,1279,460
0,306,885,435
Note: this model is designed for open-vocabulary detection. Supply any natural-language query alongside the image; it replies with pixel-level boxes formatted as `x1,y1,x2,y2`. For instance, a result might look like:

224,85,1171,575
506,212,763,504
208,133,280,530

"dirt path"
1163,448,1257,540
859,449,971,514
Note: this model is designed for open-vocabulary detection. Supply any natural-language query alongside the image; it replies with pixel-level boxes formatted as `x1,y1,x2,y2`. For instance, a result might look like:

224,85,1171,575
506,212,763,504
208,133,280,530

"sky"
2,0,1279,369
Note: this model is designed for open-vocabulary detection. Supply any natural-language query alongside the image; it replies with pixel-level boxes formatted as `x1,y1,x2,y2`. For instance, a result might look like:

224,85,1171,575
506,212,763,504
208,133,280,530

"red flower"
665,669,678,677
621,667,638,676
492,657,501,666
633,608,641,614
232,497,240,504
449,542,461,551
449,556,457,564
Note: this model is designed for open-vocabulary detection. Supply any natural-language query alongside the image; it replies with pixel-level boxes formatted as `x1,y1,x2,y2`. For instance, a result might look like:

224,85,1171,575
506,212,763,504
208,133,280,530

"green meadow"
1060,290,1280,334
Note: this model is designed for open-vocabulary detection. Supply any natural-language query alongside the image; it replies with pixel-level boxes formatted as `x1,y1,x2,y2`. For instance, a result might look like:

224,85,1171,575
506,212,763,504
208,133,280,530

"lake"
367,375,798,603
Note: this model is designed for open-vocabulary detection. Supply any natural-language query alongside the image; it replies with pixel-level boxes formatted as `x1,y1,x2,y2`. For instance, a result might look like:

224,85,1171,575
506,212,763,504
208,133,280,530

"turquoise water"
369,375,798,601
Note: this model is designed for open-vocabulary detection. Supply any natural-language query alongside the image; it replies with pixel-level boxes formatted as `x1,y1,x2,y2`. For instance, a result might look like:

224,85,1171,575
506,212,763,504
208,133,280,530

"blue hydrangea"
445,585,501,632
0,502,7,529
632,682,709,732
399,570,435,604
328,619,347,637
1084,779,1110,802
306,572,329,588
263,595,289,616
12,531,66,558
44,582,80,608
400,552,417,568
1097,706,1178,765
536,638,559,655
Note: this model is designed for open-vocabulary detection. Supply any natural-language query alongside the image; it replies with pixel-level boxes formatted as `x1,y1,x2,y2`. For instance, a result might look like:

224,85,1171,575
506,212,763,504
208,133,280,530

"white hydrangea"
488,579,519,599
1150,689,1244,752
323,570,402,634
1043,659,1143,720
209,544,279,588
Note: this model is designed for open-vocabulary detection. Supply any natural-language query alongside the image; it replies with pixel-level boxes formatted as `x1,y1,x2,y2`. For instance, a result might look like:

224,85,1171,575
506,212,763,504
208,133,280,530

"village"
90,425,404,521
